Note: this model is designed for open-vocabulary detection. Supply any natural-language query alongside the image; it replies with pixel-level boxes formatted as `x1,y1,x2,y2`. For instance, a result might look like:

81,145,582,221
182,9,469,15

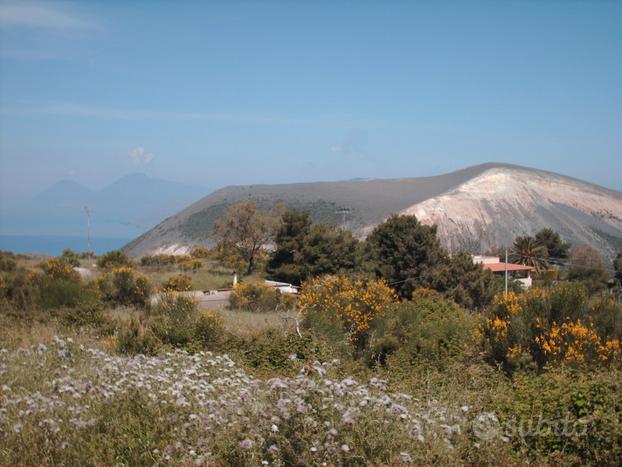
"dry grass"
203,308,297,339
0,314,107,352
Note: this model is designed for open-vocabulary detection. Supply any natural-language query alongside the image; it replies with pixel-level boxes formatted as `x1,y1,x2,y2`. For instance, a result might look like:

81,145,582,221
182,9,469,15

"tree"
438,251,497,310
213,201,279,275
267,209,359,284
510,235,548,272
365,215,448,298
266,209,312,283
567,245,610,294
534,228,571,261
298,224,359,280
614,253,622,282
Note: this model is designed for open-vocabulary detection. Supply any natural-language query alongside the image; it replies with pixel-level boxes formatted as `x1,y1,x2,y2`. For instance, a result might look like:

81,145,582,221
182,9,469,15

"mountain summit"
123,163,622,259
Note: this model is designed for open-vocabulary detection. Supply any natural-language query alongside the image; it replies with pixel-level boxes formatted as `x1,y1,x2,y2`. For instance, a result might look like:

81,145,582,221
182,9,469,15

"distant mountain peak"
34,179,93,200
6,174,208,240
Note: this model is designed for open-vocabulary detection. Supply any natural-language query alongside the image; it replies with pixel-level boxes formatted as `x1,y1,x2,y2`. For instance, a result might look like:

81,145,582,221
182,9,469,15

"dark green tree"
439,251,497,310
266,209,313,283
297,224,359,280
534,228,571,261
365,215,447,298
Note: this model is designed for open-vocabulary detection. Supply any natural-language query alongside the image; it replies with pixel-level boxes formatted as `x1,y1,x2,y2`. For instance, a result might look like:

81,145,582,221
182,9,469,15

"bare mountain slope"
123,163,622,259
398,166,622,258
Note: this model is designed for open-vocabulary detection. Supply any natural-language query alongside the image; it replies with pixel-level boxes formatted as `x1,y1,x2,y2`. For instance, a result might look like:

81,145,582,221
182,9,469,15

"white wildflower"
239,438,253,450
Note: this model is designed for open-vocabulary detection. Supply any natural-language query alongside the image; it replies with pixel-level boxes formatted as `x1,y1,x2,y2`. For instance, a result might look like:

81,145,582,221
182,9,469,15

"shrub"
40,258,81,282
61,248,81,267
495,368,622,464
162,274,193,292
38,278,101,310
59,304,113,333
149,293,198,347
0,268,41,312
370,296,477,368
174,255,193,265
232,329,324,373
190,246,210,258
97,250,133,270
139,254,177,268
481,285,622,372
145,294,224,350
299,275,396,350
0,251,17,272
229,282,282,312
116,318,160,354
194,311,224,348
98,267,152,307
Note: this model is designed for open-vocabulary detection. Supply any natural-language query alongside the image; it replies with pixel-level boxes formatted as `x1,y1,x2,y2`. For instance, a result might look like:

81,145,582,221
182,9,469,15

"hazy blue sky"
1,0,621,199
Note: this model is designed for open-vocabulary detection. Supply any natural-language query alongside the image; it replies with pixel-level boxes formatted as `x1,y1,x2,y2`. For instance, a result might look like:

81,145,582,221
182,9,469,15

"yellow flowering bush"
40,258,80,282
162,274,193,292
229,282,282,312
194,310,224,347
299,275,397,346
98,267,152,307
482,284,622,371
492,291,523,317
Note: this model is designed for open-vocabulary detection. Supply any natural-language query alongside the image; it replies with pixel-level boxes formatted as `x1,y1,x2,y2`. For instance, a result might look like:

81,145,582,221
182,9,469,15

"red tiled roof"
483,262,533,272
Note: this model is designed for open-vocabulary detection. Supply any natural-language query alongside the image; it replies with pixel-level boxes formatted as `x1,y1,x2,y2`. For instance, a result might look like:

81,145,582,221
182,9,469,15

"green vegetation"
1,213,621,465
60,248,81,267
97,267,152,308
267,209,359,284
213,201,282,274
96,250,133,270
510,235,549,272
162,273,193,292
535,227,571,260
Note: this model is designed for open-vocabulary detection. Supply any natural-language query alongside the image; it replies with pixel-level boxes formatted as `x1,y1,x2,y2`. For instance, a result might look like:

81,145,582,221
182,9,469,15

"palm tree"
510,235,548,272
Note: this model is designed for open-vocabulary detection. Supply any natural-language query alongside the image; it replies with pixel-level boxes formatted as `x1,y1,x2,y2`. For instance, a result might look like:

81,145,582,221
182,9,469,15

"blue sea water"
0,235,132,256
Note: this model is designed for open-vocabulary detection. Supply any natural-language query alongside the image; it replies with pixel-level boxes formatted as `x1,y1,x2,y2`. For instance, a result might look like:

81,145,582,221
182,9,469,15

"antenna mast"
84,206,92,256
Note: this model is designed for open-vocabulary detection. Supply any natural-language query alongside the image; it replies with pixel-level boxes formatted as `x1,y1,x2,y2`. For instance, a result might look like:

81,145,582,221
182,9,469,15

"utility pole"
504,248,508,297
84,206,92,257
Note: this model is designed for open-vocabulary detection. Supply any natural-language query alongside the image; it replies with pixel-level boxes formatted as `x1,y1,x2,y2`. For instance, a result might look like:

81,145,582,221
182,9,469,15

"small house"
472,255,533,289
